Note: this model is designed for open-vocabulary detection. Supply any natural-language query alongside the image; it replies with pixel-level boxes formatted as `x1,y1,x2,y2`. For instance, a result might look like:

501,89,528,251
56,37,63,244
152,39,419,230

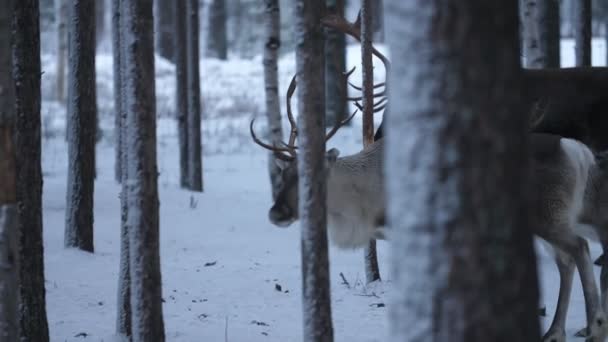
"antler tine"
348,81,385,92
325,108,358,142
249,118,294,161
285,75,298,151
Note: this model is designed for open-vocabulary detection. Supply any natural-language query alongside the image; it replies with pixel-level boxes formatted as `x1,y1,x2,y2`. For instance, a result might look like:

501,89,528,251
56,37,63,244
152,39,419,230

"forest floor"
41,39,606,341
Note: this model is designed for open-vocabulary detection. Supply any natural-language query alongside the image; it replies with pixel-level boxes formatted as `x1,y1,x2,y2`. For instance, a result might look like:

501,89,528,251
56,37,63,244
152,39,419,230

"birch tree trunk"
175,0,189,189
521,0,561,68
186,0,203,192
155,0,175,62
295,1,334,341
324,0,347,128
574,0,592,66
113,0,131,338
263,0,284,200
360,0,381,284
206,0,228,60
12,0,50,340
65,0,96,253
122,0,165,339
56,0,68,101
385,1,541,340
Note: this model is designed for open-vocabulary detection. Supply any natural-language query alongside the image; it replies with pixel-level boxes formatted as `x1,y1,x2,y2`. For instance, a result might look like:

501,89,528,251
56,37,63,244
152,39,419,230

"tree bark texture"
573,0,592,66
112,0,123,183
122,0,166,339
12,0,50,340
385,1,541,341
295,1,334,341
186,0,203,192
206,0,228,60
55,0,68,101
175,0,189,189
324,0,347,128
65,0,96,253
521,0,561,68
263,0,284,201
0,205,18,342
155,0,175,62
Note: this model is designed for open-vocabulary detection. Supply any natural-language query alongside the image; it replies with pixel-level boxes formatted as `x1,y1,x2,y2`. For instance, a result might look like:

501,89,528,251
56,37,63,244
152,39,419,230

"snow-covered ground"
41,39,606,341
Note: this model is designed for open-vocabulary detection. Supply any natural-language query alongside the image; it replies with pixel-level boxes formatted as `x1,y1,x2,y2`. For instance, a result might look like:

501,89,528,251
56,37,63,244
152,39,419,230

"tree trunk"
12,1,50,340
206,0,228,60
605,20,608,66
96,0,106,49
56,0,68,101
186,0,203,192
155,0,175,62
122,0,165,339
324,0,347,128
295,1,334,341
521,0,561,68
0,5,18,336
573,0,592,66
360,0,381,284
113,0,131,338
263,0,284,200
175,0,189,189
65,0,96,253
385,1,541,340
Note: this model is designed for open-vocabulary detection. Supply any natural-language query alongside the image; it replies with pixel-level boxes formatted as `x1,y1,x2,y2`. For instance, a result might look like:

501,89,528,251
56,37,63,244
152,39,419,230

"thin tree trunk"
65,0,96,253
574,0,592,66
295,1,334,341
361,0,380,284
324,0,347,128
175,0,189,189
12,0,50,340
385,1,541,340
122,0,165,339
206,0,228,60
56,0,68,101
155,0,175,62
263,0,284,200
187,0,203,192
113,0,131,338
521,0,561,68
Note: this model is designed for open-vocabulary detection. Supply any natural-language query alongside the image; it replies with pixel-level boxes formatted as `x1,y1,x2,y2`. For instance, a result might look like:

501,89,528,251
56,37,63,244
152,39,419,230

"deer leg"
542,248,575,342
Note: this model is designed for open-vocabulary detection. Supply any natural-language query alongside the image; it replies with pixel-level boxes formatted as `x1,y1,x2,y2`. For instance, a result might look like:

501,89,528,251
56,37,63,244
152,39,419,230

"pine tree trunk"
324,0,347,128
56,0,68,101
521,0,561,68
385,1,541,340
573,0,592,66
175,0,189,189
65,0,96,253
263,0,284,200
155,0,175,62
295,1,334,341
186,0,203,192
360,0,381,284
206,0,228,60
113,0,131,338
122,0,165,339
12,1,50,340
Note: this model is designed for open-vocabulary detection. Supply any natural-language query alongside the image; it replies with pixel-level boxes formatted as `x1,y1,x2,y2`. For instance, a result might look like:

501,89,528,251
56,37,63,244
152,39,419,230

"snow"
41,38,606,341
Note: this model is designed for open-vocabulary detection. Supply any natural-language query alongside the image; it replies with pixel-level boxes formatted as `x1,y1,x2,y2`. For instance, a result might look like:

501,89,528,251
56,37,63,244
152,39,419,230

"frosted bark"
155,0,175,62
12,0,50,340
122,0,166,340
206,0,228,60
112,0,123,183
573,0,592,66
55,0,68,101
175,0,189,189
186,0,203,192
324,0,347,128
385,1,540,341
295,1,334,341
0,205,18,342
521,0,560,68
360,0,381,284
262,0,284,200
65,0,96,253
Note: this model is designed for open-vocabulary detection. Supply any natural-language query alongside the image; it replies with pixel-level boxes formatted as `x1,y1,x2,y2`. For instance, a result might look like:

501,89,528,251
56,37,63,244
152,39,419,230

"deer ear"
326,148,340,165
